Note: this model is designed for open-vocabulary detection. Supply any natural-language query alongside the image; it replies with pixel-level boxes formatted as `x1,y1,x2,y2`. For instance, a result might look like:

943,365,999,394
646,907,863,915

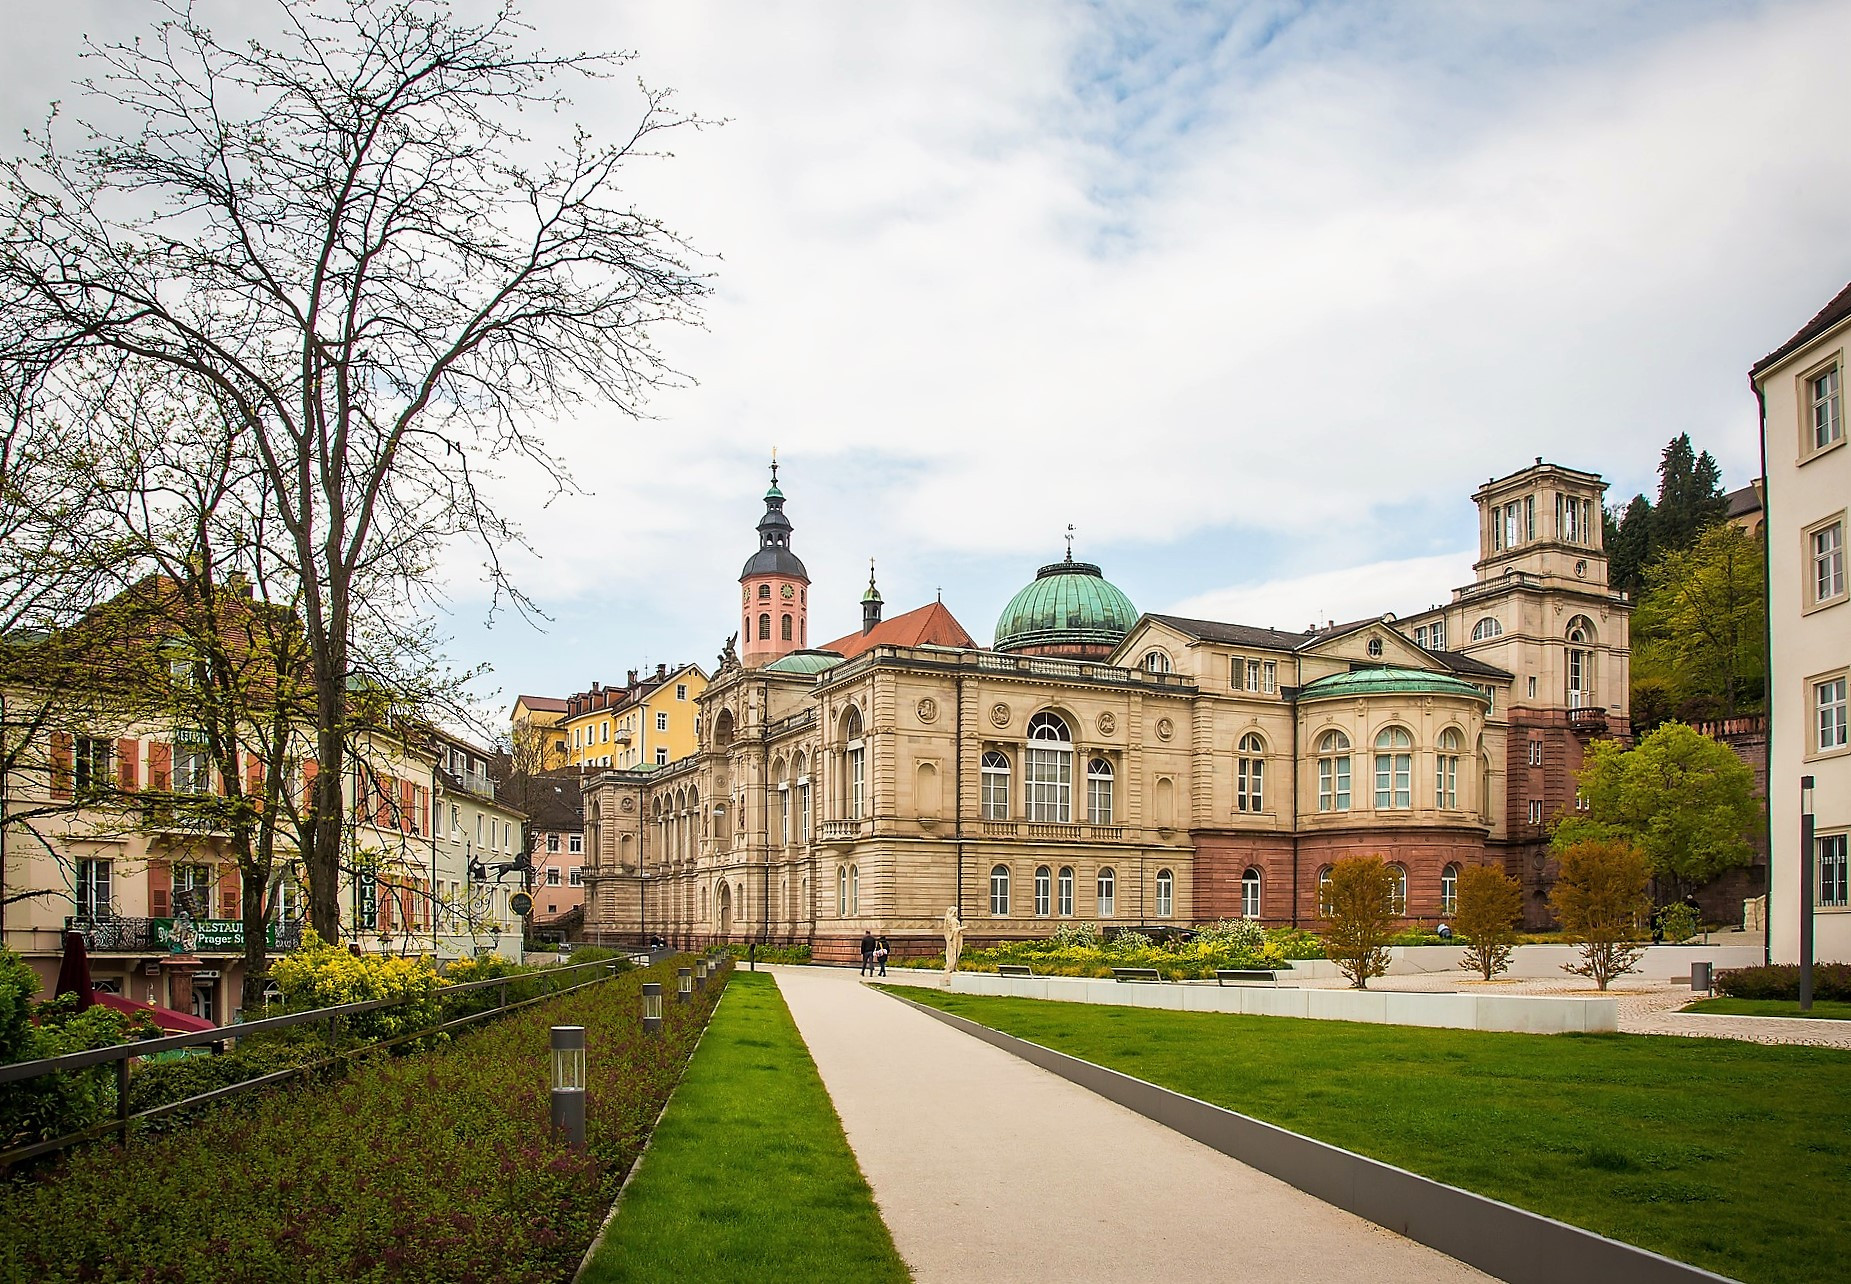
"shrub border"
887,991,1733,1284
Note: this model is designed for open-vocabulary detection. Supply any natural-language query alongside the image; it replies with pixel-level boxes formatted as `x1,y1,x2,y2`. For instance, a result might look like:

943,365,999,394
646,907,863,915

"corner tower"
740,459,810,667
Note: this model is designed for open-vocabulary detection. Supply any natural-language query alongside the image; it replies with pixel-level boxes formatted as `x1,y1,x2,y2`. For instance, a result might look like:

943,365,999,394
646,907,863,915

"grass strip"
584,971,908,1284
890,987,1848,1284
1684,997,1851,1021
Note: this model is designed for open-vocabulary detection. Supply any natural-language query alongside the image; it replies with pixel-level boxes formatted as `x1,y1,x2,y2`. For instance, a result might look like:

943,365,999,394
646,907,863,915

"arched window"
1236,733,1265,812
1241,867,1262,919
781,613,793,641
1367,637,1384,657
1058,865,1074,917
1156,868,1174,918
842,707,865,821
758,583,772,599
981,751,1010,820
1317,731,1351,812
1024,712,1072,823
1436,728,1461,809
758,612,771,640
850,864,859,916
1087,757,1114,824
837,865,847,917
1471,617,1503,641
1387,864,1408,916
1143,650,1172,674
1034,865,1052,917
1096,867,1116,918
1374,727,1412,809
990,864,1011,916
1317,866,1334,917
1440,863,1460,916
1566,618,1593,709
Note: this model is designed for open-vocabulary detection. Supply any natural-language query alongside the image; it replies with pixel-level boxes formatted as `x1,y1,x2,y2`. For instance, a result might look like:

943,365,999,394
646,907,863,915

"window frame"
76,857,112,920
1803,356,1844,457
1057,865,1074,917
1317,730,1351,813
1472,616,1503,641
1096,867,1116,918
1804,513,1847,612
1819,832,1849,909
980,750,1011,820
1240,867,1261,919
1034,865,1052,917
1235,733,1265,813
1813,672,1849,756
1440,863,1460,917
1024,712,1073,823
1155,868,1173,918
989,864,1011,917
1436,728,1461,809
1387,864,1408,916
1086,756,1114,824
1373,727,1412,810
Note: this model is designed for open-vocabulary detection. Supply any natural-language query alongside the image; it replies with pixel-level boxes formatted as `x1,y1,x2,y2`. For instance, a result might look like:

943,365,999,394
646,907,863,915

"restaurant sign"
152,918,277,951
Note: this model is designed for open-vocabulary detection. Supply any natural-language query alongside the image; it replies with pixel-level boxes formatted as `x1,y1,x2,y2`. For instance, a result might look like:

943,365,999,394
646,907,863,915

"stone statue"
718,632,738,669
942,905,965,977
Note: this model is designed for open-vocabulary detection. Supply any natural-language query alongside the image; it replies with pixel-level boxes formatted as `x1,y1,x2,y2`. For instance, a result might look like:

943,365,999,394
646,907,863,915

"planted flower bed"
0,958,722,1284
900,920,1325,980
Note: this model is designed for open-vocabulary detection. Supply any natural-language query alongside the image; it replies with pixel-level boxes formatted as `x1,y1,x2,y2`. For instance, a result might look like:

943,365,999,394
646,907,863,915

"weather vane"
1064,523,1075,560
769,446,778,486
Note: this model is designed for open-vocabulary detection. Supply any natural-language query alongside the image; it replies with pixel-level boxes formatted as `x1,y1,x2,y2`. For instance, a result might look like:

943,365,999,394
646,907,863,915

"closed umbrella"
54,931,94,1009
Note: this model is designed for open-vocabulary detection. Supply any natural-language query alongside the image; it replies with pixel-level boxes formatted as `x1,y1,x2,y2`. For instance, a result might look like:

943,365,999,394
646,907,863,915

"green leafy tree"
1323,857,1396,990
1630,524,1766,725
1549,840,1651,990
1453,865,1522,981
1553,722,1760,898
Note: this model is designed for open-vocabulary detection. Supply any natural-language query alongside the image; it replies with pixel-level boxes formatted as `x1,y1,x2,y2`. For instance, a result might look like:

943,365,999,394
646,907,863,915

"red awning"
89,989,217,1033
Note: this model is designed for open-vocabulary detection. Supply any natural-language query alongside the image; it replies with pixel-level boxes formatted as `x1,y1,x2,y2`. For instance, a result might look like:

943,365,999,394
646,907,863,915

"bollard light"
550,1025,587,1151
694,959,708,991
677,966,692,1003
641,982,663,1036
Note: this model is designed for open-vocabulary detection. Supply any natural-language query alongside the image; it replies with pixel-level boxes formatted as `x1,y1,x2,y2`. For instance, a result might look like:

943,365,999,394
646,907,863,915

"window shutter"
150,862,171,918
246,753,264,802
49,732,74,800
218,866,240,920
149,742,173,792
302,759,318,810
399,778,414,832
116,738,140,791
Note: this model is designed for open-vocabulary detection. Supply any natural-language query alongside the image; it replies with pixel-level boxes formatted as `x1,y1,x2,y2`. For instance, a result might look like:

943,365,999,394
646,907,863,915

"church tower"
739,459,810,667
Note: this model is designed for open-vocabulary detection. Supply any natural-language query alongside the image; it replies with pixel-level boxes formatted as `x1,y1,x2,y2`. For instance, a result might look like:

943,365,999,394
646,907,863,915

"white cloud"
1168,550,1477,636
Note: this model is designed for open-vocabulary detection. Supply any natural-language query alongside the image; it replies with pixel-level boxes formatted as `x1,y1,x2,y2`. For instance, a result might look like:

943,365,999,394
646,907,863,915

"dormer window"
1142,650,1172,674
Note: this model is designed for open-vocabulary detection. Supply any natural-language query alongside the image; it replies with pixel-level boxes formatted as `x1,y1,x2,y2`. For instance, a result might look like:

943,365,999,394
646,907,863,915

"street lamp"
1801,775,1816,1013
550,1025,586,1151
676,967,692,1004
641,982,662,1036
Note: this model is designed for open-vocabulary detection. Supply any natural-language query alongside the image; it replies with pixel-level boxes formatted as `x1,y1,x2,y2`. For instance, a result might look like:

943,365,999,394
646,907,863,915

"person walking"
875,935,890,977
860,930,877,977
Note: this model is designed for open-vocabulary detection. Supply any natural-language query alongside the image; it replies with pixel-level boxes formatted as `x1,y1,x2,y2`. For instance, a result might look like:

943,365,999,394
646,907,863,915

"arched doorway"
717,881,733,938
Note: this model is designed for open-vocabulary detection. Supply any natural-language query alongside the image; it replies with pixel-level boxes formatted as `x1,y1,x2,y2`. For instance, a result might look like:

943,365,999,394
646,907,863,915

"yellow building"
560,664,708,771
511,694,570,772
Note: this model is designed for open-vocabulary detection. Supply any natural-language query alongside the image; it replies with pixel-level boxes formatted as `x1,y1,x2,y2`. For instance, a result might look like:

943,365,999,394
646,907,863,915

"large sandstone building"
581,459,1630,958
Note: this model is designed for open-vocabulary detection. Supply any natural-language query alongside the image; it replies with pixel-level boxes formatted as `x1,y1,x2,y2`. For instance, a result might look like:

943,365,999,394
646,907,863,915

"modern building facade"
1753,280,1851,965
579,458,1631,957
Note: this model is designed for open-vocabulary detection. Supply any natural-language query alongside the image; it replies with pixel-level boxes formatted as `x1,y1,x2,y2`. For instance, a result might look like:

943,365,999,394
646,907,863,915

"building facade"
579,458,1632,957
1753,281,1851,965
553,664,709,771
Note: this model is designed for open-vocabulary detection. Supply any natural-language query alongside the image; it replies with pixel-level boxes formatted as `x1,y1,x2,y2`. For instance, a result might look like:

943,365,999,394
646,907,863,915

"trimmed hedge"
1715,963,1851,1002
0,958,720,1284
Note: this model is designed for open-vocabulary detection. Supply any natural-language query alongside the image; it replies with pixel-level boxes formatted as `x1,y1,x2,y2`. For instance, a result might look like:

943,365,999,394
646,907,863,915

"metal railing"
0,956,638,1171
63,916,310,954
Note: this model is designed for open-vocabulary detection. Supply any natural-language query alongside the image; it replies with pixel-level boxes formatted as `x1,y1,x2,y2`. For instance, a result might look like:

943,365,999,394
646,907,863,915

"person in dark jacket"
875,935,890,977
859,931,876,976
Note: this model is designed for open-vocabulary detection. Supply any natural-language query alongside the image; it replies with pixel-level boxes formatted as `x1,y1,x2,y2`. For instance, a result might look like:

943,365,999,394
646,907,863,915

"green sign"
510,892,533,917
152,918,278,951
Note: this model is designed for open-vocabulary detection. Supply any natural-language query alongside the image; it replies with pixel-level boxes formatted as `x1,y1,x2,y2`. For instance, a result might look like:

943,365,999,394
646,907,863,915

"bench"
1215,969,1292,987
996,964,1035,978
1111,967,1165,983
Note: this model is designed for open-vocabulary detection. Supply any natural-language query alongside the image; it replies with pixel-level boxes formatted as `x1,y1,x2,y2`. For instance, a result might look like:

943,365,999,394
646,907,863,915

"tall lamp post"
1800,775,1815,1013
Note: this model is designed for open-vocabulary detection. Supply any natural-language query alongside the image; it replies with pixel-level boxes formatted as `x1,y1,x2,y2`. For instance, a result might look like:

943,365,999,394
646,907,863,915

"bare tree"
0,1,708,942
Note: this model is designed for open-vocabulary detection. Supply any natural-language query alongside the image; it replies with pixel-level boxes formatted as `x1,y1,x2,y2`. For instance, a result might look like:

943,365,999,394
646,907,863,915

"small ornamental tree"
1324,857,1397,990
1550,840,1652,990
1454,865,1523,981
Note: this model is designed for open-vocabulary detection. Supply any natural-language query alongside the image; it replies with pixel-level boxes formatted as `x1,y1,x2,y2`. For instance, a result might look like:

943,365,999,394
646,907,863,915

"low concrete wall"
880,969,1616,1034
892,995,1732,1284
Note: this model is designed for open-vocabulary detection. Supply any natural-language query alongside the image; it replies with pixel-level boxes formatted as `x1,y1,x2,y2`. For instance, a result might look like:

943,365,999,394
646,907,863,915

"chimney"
627,669,638,688
656,663,667,680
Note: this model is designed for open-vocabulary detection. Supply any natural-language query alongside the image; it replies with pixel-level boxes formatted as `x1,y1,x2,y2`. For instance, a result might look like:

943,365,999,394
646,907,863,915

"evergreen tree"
1607,493,1654,597
1651,433,1727,553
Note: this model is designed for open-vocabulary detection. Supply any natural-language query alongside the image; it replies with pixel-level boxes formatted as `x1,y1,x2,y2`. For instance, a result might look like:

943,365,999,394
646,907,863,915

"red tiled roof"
820,602,975,661
514,695,569,713
1751,280,1851,379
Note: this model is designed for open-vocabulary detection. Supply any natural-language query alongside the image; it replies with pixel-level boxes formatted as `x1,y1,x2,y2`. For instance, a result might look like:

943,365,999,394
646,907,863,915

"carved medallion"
990,702,1011,728
621,796,636,813
1155,717,1175,742
1096,711,1117,736
917,697,938,724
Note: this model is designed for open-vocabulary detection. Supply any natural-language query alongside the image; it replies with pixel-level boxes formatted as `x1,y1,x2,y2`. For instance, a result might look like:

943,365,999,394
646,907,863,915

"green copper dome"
764,649,845,676
994,556,1138,653
1297,667,1489,703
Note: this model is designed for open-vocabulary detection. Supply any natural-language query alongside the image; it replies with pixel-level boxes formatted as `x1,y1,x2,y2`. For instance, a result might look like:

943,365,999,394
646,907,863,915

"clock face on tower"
781,584,794,599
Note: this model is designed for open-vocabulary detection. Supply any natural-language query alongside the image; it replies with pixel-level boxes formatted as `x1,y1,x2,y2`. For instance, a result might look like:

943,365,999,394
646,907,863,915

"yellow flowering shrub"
270,930,442,1038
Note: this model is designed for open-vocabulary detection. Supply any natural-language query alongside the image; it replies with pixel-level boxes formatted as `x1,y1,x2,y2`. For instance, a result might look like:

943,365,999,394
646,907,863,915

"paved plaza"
771,964,1491,1284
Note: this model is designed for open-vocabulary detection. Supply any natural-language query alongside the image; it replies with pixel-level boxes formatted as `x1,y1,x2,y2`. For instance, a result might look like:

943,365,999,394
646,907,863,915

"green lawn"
1685,997,1851,1021
891,988,1850,1284
584,972,909,1283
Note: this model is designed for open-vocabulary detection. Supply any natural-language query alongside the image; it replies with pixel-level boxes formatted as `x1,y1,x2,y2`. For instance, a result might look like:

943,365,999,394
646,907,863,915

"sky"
5,1,1848,729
